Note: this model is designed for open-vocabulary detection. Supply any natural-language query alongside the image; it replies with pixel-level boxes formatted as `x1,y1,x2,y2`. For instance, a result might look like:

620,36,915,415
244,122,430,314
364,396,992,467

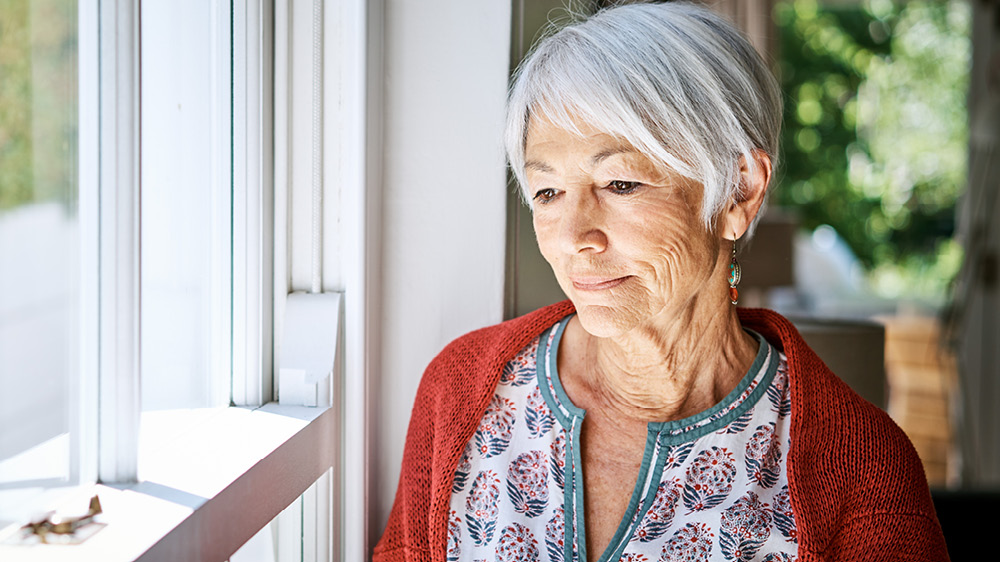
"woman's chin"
571,302,640,339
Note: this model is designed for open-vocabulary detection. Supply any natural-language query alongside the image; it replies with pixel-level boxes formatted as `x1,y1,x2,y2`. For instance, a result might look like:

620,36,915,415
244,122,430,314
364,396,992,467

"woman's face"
525,117,727,338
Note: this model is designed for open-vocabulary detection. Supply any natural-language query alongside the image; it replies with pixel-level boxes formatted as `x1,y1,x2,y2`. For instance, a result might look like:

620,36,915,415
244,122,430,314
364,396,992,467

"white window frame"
0,0,380,558
232,0,274,408
96,0,141,485
273,0,380,557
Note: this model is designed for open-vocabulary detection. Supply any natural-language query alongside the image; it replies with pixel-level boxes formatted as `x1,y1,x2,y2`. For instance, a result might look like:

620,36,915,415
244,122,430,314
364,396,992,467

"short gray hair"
504,1,782,233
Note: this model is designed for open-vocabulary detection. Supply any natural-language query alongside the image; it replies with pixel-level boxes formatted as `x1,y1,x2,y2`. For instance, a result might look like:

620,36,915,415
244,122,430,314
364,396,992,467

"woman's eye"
607,180,641,194
533,188,558,204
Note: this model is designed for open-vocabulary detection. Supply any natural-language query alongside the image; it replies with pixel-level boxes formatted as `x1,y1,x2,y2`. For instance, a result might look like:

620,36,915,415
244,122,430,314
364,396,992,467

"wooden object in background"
878,315,957,488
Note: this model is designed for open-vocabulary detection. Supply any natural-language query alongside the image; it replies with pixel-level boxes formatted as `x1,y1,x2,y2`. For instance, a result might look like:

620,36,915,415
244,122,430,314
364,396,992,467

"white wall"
371,0,512,543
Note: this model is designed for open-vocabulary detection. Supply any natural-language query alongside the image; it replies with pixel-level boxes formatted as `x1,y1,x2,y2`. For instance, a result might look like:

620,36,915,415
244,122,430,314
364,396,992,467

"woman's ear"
723,150,772,240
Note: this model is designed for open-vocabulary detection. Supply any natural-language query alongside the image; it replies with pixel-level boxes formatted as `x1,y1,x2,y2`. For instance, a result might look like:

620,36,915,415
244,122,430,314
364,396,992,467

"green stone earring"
728,237,741,305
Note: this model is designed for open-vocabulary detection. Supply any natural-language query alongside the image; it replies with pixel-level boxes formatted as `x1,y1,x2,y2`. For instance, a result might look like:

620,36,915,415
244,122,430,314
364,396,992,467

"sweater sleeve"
738,308,950,561
787,378,951,562
373,354,443,562
823,512,950,561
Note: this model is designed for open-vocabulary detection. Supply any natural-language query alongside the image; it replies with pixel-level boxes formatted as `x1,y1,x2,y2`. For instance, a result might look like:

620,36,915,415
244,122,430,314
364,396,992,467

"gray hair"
504,1,783,234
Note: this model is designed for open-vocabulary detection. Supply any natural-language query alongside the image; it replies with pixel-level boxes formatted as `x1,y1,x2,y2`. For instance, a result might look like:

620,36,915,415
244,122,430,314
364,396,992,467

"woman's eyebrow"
524,159,555,173
591,146,637,166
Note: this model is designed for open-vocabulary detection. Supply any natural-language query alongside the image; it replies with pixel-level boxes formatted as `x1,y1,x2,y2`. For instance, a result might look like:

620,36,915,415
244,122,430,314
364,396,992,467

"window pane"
140,0,229,411
0,0,78,495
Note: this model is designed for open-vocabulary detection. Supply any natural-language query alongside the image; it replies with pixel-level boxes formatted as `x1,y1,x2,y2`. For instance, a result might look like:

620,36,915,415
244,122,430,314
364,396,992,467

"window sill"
0,403,336,561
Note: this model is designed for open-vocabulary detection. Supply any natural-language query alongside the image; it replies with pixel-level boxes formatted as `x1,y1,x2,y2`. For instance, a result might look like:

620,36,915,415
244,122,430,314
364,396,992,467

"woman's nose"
559,192,608,254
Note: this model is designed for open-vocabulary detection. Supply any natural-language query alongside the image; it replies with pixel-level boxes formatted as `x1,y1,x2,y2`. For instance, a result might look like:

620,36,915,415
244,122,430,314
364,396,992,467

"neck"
560,295,758,423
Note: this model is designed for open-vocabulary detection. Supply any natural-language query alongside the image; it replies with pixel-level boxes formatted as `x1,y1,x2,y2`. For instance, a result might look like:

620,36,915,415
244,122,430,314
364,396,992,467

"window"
0,0,374,558
140,0,233,413
0,0,82,516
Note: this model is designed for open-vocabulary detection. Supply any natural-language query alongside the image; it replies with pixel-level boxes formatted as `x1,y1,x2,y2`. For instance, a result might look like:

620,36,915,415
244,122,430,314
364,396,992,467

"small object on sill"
3,495,106,546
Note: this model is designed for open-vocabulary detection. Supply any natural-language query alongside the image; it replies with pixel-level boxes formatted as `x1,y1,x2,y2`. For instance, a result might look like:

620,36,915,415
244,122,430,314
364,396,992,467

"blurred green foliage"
0,0,78,212
774,0,969,300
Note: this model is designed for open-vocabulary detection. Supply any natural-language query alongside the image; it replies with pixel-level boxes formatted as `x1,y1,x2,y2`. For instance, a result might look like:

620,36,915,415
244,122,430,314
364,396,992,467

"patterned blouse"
448,314,799,562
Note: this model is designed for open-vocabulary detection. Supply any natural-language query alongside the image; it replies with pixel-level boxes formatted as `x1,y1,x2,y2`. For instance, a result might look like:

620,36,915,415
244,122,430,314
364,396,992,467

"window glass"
140,0,229,411
0,0,78,496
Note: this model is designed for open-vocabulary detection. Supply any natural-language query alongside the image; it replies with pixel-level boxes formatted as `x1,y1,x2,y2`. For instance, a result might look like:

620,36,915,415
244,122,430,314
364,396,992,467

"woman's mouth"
570,276,631,291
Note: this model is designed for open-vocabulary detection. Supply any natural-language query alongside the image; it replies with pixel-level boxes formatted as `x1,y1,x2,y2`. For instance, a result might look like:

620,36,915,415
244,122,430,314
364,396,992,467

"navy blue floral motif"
495,523,540,562
500,341,537,387
660,522,714,562
446,510,462,562
682,447,737,513
744,423,782,489
474,394,517,458
773,485,797,543
550,431,566,490
664,441,695,470
453,442,473,493
719,492,772,562
632,479,682,543
507,450,549,518
545,507,564,562
526,386,555,438
766,366,791,419
466,470,501,546
719,407,754,435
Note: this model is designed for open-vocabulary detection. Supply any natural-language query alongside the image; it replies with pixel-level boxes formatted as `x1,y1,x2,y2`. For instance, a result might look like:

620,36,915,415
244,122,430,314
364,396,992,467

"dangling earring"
728,236,741,305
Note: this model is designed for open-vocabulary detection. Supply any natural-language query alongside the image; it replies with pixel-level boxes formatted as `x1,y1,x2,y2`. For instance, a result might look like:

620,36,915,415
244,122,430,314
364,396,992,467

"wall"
371,0,512,543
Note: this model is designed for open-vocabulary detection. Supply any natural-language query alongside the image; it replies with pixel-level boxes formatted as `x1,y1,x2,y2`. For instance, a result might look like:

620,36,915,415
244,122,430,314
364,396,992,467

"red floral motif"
474,394,517,458
632,479,682,543
545,507,565,562
682,447,737,512
466,470,501,546
660,523,714,562
719,491,772,562
506,450,549,517
550,431,566,489
495,523,539,562
500,340,538,387
526,385,555,438
745,423,782,489
446,510,462,562
773,485,797,543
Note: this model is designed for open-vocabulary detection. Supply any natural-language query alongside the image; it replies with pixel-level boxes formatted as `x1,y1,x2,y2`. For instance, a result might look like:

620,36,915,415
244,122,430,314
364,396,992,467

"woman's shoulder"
740,308,945,553
742,307,925,471
739,308,916,454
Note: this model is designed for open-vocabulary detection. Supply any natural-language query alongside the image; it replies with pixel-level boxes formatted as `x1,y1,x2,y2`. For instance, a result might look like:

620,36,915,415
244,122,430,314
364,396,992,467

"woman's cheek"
532,215,558,262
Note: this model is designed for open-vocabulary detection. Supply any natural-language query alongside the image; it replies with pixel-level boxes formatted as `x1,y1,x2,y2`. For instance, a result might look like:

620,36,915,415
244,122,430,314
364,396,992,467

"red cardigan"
374,301,949,561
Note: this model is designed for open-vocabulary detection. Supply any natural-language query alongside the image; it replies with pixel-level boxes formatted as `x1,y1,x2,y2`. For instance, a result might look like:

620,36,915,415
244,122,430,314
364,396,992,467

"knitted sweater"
374,301,949,562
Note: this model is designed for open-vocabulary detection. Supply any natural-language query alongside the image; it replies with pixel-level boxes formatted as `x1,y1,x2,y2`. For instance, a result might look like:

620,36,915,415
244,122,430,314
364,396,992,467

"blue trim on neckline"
535,315,583,430
533,315,782,561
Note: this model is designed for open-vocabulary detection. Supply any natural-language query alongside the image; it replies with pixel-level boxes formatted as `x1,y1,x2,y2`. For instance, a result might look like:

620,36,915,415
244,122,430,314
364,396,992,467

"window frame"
94,0,141,485
0,0,379,558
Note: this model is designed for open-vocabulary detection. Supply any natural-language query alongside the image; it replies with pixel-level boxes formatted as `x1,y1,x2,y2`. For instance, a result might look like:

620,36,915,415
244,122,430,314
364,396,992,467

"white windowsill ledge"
0,403,336,562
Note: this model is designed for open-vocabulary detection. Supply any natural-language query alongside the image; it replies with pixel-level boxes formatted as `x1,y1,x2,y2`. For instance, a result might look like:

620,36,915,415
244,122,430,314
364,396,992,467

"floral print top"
448,314,798,562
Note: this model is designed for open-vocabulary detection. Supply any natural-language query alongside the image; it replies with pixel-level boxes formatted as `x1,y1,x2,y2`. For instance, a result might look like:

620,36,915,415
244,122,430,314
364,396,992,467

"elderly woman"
375,3,948,561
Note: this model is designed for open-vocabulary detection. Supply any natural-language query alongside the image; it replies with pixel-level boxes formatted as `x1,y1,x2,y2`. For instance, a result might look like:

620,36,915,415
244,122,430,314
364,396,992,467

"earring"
728,237,741,305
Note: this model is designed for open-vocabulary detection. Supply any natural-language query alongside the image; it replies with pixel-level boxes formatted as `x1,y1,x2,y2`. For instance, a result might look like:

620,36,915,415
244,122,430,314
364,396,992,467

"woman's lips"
570,276,631,291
